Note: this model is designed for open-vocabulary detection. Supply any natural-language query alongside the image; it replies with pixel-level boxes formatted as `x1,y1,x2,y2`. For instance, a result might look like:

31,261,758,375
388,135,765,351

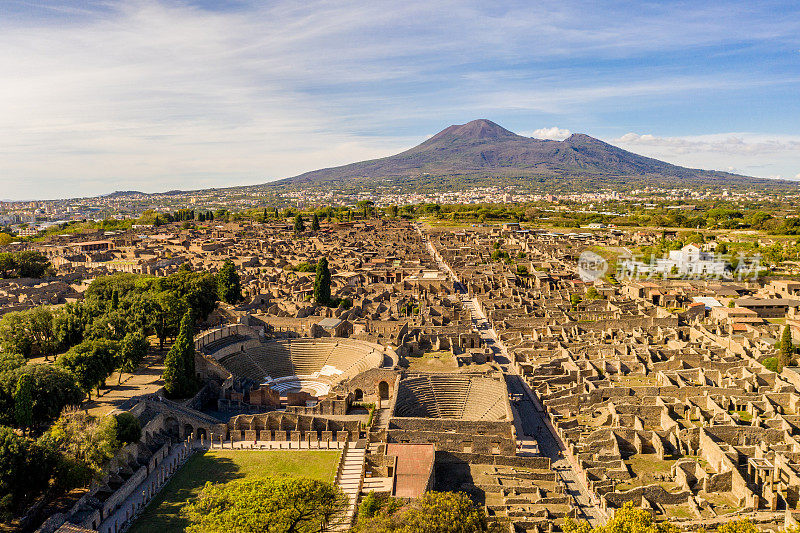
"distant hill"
273,119,784,191
104,190,147,198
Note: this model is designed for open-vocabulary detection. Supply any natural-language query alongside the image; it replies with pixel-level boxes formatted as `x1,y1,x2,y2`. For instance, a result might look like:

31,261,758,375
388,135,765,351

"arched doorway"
164,417,179,442
196,428,207,441
378,381,390,400
184,424,194,439
354,389,364,401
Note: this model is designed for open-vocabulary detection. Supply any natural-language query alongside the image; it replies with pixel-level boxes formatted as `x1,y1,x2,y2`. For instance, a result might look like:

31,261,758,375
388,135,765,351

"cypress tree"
216,260,241,304
293,214,305,235
314,257,331,306
13,373,33,433
779,325,793,371
311,213,320,231
162,310,197,399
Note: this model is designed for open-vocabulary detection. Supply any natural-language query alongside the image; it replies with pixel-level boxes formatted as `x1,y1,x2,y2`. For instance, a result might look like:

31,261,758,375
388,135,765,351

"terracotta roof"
386,443,435,499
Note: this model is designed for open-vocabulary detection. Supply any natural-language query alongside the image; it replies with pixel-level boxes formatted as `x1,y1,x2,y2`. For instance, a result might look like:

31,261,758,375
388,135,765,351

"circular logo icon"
577,251,607,282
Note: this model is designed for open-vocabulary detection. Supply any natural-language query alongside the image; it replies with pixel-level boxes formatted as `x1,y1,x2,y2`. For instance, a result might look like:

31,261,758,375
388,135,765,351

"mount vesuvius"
271,119,785,192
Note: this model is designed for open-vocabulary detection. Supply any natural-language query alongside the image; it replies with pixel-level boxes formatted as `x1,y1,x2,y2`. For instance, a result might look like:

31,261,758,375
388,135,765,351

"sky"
1,0,799,200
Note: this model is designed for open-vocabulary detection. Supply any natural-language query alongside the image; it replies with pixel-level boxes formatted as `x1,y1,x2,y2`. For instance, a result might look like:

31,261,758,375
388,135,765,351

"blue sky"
1,0,799,199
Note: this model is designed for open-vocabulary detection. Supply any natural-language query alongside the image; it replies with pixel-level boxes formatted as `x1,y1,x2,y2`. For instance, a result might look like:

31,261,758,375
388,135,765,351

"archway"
354,389,364,401
164,417,179,442
184,424,194,439
378,381,390,400
196,427,207,441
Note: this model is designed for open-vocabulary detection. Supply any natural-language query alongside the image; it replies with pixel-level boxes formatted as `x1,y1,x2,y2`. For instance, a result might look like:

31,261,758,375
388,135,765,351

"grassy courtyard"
129,449,341,533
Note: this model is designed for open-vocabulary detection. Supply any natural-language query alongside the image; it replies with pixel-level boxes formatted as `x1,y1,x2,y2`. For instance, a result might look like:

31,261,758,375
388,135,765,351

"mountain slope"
275,119,766,189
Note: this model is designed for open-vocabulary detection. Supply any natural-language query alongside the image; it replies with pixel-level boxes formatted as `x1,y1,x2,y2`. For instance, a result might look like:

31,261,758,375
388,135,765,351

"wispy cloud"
612,132,800,179
0,0,798,198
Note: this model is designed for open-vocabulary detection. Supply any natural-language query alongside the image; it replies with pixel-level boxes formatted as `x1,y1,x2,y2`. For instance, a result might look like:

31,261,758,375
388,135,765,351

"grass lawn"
404,350,459,372
129,449,341,533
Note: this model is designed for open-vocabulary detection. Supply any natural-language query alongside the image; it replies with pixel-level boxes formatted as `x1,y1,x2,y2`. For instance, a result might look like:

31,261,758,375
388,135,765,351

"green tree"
151,291,185,350
314,257,332,306
43,410,120,483
353,491,491,533
114,411,141,445
356,200,374,219
118,331,149,383
0,364,84,430
311,212,321,231
716,518,759,533
564,501,678,533
12,374,33,433
779,324,793,371
0,251,51,279
56,339,119,397
0,353,25,374
183,476,347,533
54,303,88,352
0,307,57,359
293,213,305,234
216,260,242,304
162,310,198,399
570,293,583,308
0,426,58,520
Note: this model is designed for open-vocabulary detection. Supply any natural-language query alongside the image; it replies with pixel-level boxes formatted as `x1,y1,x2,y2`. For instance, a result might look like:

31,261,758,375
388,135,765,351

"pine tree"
13,373,33,433
263,208,268,222
162,310,197,399
216,260,241,304
314,257,331,306
311,213,321,231
293,214,305,235
779,325,793,371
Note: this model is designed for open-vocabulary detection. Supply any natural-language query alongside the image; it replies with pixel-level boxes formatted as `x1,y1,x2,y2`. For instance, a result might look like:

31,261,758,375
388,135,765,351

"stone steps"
327,445,366,532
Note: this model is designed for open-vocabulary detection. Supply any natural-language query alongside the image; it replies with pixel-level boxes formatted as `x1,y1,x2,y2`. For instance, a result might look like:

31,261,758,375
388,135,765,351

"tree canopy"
314,257,332,306
183,476,347,533
0,251,51,279
353,491,492,533
0,426,58,520
56,339,119,396
0,364,84,430
216,260,242,304
564,501,678,533
162,310,198,399
779,324,793,371
293,213,305,235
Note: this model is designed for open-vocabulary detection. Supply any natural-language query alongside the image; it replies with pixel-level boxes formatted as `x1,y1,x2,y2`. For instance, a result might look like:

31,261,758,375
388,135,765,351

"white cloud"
613,132,800,156
1,1,799,198
611,132,800,179
525,127,572,140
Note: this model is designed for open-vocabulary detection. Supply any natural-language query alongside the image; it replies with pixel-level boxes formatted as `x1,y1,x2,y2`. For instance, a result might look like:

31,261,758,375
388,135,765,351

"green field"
129,449,341,533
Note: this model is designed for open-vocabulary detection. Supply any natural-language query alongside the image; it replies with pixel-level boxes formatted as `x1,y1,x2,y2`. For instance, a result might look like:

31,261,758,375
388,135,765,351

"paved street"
417,224,605,526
